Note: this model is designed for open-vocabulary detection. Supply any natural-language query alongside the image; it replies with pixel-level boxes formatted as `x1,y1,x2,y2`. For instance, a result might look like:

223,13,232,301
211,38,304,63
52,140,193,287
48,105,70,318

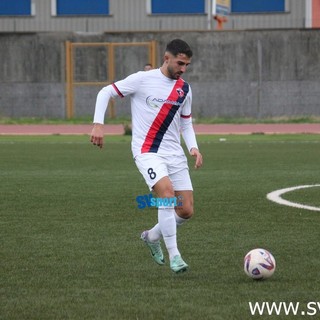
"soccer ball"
244,248,276,280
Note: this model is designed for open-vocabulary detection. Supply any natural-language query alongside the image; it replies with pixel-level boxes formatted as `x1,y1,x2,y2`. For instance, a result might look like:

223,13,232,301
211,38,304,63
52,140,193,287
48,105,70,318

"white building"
0,0,319,33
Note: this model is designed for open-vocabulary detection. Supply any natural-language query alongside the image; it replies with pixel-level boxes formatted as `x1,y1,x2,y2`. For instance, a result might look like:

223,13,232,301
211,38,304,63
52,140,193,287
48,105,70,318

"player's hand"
190,148,203,169
90,123,104,149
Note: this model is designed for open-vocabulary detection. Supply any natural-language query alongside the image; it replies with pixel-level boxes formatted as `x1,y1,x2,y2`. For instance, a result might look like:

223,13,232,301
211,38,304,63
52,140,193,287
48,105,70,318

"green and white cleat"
170,255,188,273
140,231,165,265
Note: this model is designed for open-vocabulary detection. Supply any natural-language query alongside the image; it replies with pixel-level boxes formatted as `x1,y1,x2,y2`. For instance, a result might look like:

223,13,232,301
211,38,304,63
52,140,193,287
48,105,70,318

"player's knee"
183,206,194,219
161,189,175,199
153,178,175,199
176,202,194,219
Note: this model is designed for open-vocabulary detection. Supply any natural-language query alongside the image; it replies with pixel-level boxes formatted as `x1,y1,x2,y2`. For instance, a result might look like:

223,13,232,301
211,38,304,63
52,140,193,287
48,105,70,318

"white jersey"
112,68,192,157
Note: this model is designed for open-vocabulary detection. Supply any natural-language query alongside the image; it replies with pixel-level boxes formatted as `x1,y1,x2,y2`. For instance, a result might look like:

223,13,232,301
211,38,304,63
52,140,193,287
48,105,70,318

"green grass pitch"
1,134,320,319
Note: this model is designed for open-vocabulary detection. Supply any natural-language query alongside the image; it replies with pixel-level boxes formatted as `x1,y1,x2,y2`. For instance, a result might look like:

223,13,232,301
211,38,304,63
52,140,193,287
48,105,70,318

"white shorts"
134,153,193,191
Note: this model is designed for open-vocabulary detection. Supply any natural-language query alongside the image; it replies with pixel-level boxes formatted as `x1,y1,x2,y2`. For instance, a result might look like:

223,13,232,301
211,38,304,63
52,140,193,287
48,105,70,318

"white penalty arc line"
267,184,320,212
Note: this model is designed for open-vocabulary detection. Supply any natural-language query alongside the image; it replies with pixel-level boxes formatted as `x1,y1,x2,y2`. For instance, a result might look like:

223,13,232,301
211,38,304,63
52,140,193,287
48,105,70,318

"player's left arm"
180,88,203,169
181,116,203,169
190,146,203,169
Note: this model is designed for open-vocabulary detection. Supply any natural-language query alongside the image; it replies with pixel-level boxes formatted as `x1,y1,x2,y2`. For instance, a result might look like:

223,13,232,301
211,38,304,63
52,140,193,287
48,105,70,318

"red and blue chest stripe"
141,79,189,153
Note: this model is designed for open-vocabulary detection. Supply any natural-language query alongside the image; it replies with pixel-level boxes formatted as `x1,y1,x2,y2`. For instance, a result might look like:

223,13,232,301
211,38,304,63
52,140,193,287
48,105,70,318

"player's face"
165,53,191,80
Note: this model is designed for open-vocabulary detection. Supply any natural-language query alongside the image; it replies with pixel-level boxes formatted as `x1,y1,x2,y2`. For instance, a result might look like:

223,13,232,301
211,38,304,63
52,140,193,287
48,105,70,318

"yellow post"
150,40,157,69
108,43,116,119
65,41,157,120
65,41,74,119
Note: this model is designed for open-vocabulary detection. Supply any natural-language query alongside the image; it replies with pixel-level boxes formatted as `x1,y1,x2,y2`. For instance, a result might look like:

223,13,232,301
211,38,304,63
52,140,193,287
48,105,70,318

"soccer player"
90,39,203,273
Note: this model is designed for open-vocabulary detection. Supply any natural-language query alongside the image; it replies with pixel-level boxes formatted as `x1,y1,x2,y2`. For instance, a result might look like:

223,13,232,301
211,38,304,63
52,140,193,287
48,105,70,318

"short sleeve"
112,71,143,97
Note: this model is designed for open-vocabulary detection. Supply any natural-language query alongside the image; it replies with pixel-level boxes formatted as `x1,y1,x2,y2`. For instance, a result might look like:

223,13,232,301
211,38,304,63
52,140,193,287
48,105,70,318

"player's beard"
167,66,182,80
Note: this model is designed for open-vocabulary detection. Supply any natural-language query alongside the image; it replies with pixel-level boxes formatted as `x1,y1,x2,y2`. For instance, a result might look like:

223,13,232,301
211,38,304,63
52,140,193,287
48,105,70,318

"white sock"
158,205,180,260
174,211,188,227
147,224,162,242
148,211,188,242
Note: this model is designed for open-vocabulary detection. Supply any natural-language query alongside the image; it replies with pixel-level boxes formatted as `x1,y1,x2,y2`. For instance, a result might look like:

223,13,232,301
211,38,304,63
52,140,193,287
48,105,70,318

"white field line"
267,185,320,212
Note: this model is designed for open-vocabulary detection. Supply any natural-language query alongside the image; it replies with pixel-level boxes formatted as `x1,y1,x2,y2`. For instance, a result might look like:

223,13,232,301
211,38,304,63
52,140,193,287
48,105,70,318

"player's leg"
135,154,168,266
152,177,188,273
164,156,193,272
168,154,194,226
135,153,189,272
146,190,193,241
152,176,179,257
174,190,194,226
148,190,194,236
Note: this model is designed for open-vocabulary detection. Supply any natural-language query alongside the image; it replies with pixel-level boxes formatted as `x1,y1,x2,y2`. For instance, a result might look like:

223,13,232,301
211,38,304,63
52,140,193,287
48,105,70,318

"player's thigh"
153,176,175,198
134,153,168,191
168,156,194,217
167,155,193,191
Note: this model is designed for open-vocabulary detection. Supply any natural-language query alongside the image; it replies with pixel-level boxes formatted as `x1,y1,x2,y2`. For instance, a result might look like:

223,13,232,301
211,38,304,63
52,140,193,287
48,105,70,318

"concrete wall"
0,30,319,119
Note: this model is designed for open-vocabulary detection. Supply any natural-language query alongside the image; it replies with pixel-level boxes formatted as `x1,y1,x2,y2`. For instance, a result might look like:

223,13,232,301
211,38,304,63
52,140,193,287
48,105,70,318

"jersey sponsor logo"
146,96,183,109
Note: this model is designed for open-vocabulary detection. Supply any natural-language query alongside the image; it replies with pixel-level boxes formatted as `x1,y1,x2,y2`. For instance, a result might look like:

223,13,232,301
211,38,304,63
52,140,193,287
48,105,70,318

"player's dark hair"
165,39,193,58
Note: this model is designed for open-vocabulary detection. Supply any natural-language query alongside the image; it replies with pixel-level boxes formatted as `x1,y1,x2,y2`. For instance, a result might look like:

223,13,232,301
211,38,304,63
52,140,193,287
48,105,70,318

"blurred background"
0,0,319,120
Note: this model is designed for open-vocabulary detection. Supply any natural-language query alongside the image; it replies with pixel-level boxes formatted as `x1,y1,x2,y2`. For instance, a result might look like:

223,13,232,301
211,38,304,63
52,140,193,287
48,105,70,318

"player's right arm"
90,123,104,148
90,85,117,148
90,72,142,148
